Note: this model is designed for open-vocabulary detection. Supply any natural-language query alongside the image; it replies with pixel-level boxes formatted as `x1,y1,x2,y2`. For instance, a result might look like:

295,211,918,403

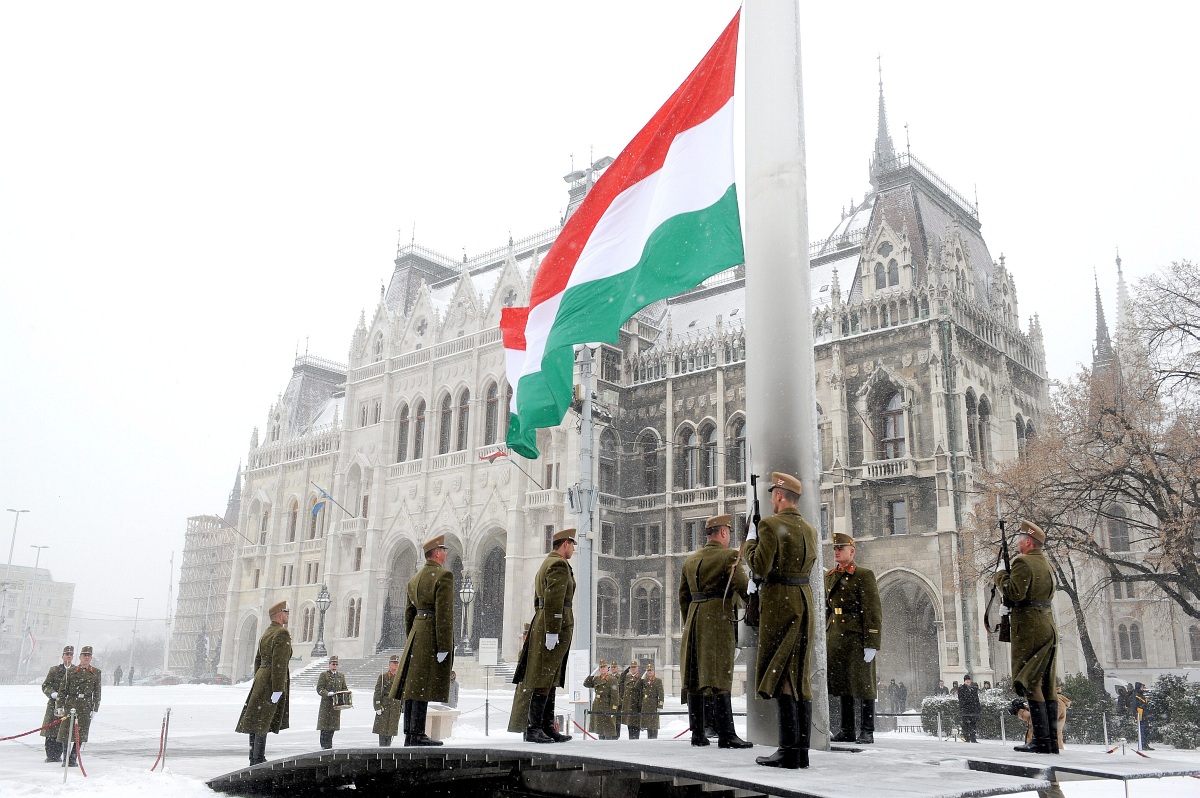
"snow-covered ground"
1,684,1197,797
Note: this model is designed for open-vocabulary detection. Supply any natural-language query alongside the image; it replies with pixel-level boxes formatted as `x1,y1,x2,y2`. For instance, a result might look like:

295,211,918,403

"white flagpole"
743,0,829,750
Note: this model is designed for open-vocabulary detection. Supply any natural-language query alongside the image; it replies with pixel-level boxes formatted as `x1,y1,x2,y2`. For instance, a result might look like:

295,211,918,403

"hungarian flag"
502,10,743,459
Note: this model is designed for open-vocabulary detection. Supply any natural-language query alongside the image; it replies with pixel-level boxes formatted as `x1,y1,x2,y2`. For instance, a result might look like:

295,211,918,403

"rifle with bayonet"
740,472,763,628
984,501,1013,643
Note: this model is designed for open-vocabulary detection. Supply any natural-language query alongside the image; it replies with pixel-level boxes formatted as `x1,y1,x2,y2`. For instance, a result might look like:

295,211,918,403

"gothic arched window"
484,382,500,445
874,262,886,290
599,432,618,494
1190,626,1200,661
597,580,618,635
287,500,299,543
438,394,453,455
700,423,718,486
878,392,906,460
396,403,410,462
888,258,899,286
301,605,316,642
413,400,426,459
346,597,362,638
455,389,470,451
640,434,659,494
678,427,699,489
728,417,746,482
1106,506,1131,552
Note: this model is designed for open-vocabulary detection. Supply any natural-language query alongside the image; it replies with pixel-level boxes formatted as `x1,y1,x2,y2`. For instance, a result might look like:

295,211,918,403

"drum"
332,690,354,710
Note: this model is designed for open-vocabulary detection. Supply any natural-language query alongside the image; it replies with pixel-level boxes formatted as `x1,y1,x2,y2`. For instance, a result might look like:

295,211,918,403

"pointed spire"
869,56,897,187
225,465,243,527
1093,272,1115,370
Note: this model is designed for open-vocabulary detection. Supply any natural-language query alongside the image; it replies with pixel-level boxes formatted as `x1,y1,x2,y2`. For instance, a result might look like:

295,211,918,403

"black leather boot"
408,701,443,746
703,694,719,739
542,692,572,742
378,735,392,747
319,730,334,749
757,694,804,769
402,700,414,745
797,700,812,768
252,733,267,764
45,737,61,763
715,692,752,749
1014,701,1052,753
1046,700,1060,754
687,695,710,746
67,743,78,767
857,699,875,744
831,695,857,743
525,692,555,743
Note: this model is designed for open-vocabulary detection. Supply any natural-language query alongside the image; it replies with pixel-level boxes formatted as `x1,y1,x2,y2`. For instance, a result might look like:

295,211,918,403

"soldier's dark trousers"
542,692,572,742
962,715,979,743
525,692,555,743
378,735,393,747
831,695,857,742
319,730,334,749
248,733,267,765
626,726,641,739
406,700,442,746
858,699,875,744
67,743,79,767
646,729,657,739
44,736,63,763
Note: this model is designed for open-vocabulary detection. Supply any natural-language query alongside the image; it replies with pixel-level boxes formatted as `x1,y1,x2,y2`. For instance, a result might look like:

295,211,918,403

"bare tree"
1131,260,1200,397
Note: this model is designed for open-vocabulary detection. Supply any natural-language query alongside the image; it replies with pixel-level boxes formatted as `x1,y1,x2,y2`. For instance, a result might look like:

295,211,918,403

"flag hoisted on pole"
502,10,744,459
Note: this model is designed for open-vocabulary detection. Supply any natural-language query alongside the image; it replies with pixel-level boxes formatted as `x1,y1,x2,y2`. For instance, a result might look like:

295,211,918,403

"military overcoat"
234,620,292,735
993,548,1058,697
824,564,882,699
513,552,576,690
56,664,102,744
41,663,69,738
508,683,534,733
583,672,619,737
744,506,817,700
618,671,643,727
638,676,665,731
372,670,402,736
391,559,455,702
316,669,349,730
679,539,748,697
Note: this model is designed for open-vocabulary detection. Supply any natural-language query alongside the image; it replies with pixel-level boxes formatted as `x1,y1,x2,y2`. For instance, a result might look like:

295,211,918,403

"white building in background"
0,564,75,680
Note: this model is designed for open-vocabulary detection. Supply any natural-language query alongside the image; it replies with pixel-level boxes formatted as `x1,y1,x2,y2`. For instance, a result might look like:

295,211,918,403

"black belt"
535,599,572,608
690,592,723,602
415,609,435,617
1014,600,1052,610
764,574,812,586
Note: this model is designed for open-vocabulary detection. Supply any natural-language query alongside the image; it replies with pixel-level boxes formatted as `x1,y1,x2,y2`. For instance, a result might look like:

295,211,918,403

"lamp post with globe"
458,576,476,656
312,583,332,657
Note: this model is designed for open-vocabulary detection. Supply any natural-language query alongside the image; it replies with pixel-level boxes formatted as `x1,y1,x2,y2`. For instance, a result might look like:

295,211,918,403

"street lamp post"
312,583,331,657
17,545,48,675
128,597,143,683
458,575,476,656
2,509,30,654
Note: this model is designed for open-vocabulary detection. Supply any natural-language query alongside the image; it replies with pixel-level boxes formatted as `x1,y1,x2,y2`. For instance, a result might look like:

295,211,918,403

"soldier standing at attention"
315,655,348,749
56,645,101,767
994,519,1060,754
679,513,752,748
639,664,665,739
618,660,643,739
513,528,577,744
825,532,882,744
583,660,619,740
234,600,292,766
744,471,817,770
112,665,122,687
389,533,454,746
372,654,402,746
40,645,73,763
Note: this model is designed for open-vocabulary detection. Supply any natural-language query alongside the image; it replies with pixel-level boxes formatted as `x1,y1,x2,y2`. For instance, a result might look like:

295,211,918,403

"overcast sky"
2,2,1197,653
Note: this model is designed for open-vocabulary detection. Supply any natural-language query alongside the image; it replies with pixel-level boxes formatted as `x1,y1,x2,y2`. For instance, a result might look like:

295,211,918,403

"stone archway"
878,575,940,709
473,544,506,648
234,615,259,682
380,545,419,649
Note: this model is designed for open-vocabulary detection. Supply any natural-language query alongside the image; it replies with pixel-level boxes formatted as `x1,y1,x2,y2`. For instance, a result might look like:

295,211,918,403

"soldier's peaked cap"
62,645,74,655
629,659,639,668
389,654,400,663
80,645,93,655
705,513,733,531
1018,519,1046,544
423,533,447,553
329,655,339,663
269,600,289,616
831,532,856,546
553,528,577,545
767,472,802,495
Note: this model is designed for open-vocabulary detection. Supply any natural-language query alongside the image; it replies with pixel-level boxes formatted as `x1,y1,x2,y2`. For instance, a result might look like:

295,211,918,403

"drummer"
316,655,350,749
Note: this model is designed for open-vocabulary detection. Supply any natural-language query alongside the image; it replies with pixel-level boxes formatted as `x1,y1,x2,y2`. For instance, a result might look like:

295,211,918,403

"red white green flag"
501,11,743,459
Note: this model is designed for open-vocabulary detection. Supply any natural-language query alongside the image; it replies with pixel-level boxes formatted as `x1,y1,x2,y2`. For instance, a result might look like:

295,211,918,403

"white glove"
996,561,1006,573
90,711,95,719
864,648,877,663
545,633,559,650
50,691,58,699
745,523,757,542
436,652,448,663
270,691,283,704
376,709,383,716
745,580,758,595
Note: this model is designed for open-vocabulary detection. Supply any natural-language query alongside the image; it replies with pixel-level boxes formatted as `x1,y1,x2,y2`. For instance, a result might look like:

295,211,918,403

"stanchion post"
62,710,75,783
937,711,943,739
163,707,172,771
1000,711,1006,742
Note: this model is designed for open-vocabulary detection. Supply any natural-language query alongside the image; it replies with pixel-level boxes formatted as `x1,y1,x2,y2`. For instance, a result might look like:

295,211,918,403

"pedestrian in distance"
993,519,1060,754
112,665,123,687
127,666,134,686
512,528,577,744
447,670,459,708
824,532,882,744
373,654,402,746
957,674,980,743
40,645,74,763
1134,682,1154,751
678,513,752,749
316,655,348,749
389,533,455,746
56,645,102,767
234,600,292,766
744,471,818,770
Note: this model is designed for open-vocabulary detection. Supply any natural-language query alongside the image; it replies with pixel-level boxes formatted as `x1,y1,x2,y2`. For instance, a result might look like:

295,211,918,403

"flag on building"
502,10,743,459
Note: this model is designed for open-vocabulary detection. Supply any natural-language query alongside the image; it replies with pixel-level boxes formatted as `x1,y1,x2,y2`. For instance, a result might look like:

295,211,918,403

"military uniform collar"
827,563,855,575
778,507,802,517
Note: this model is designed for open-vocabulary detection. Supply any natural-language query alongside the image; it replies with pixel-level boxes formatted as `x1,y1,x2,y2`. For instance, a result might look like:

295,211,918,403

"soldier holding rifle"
40,645,74,763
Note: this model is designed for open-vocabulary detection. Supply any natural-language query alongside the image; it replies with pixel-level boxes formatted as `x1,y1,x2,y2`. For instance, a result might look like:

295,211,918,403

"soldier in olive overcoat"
744,471,817,770
40,645,74,763
825,532,882,744
513,528,577,743
638,664,666,738
994,519,1060,754
315,655,349,748
373,654,402,745
389,533,454,746
679,513,752,748
618,660,643,738
234,600,292,766
583,660,620,739
56,645,101,767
